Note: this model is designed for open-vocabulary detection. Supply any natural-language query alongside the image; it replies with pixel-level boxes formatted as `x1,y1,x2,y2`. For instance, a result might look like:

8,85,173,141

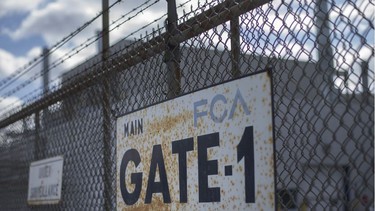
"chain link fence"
0,0,373,210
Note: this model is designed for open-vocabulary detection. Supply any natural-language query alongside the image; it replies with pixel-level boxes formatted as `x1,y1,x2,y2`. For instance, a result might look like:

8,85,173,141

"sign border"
27,156,64,205
116,68,277,210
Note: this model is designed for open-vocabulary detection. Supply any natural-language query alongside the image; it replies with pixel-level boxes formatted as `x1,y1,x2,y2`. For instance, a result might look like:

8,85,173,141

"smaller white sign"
27,156,64,205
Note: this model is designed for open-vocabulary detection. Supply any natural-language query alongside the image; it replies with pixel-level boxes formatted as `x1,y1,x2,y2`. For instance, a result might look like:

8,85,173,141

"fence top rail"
0,0,269,129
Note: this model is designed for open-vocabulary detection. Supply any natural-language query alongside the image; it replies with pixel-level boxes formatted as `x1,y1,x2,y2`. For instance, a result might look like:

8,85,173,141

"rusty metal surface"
0,0,373,210
116,71,275,210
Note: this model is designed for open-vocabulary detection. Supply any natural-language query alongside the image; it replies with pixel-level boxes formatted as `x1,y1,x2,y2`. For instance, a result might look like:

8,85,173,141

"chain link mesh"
0,0,373,210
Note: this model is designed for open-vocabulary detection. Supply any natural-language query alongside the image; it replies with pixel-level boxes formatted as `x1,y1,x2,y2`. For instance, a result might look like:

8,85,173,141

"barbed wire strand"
0,0,123,93
0,0,197,106
0,0,172,116
0,0,157,109
0,0,195,117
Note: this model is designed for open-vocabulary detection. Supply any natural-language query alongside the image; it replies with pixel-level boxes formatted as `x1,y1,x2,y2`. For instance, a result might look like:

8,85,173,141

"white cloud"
2,0,370,98
1,0,103,82
0,0,47,18
7,0,101,44
0,47,44,107
0,96,28,136
3,0,168,74
0,49,27,76
109,10,166,45
0,47,42,76
5,0,167,47
50,44,97,74
0,96,22,117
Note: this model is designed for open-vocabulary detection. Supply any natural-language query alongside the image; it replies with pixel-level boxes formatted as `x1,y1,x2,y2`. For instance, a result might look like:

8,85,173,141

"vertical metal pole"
102,1,110,60
361,61,369,94
22,118,28,132
42,48,49,127
97,30,103,54
343,165,350,211
101,0,112,210
230,16,241,78
34,112,41,160
43,48,50,95
165,0,181,98
315,0,335,100
37,47,49,159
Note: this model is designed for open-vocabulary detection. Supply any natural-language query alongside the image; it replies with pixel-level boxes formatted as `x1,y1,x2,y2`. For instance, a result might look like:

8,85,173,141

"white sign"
27,156,64,205
116,71,275,210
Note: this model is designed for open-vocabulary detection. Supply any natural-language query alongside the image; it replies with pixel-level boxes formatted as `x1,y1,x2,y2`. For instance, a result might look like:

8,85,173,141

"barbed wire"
0,0,195,118
0,0,165,116
0,0,199,111
48,0,162,78
48,0,194,80
0,0,158,112
0,0,123,94
0,0,373,210
109,0,193,57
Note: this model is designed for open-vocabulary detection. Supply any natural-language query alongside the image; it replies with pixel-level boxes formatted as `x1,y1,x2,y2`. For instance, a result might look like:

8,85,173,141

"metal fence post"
230,16,241,78
101,0,112,210
361,61,369,94
34,111,41,160
34,48,49,161
42,48,50,96
42,47,49,135
165,0,181,98
0,0,373,209
315,0,335,100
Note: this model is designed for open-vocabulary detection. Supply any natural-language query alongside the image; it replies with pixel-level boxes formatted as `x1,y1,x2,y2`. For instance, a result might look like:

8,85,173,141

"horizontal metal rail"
0,0,268,129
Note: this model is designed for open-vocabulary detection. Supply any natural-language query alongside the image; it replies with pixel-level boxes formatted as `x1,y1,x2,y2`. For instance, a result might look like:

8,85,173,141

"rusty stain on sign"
116,71,275,210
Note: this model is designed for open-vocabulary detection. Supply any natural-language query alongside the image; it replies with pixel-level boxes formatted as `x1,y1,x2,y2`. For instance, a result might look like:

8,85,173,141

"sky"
0,0,373,117
0,0,169,115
